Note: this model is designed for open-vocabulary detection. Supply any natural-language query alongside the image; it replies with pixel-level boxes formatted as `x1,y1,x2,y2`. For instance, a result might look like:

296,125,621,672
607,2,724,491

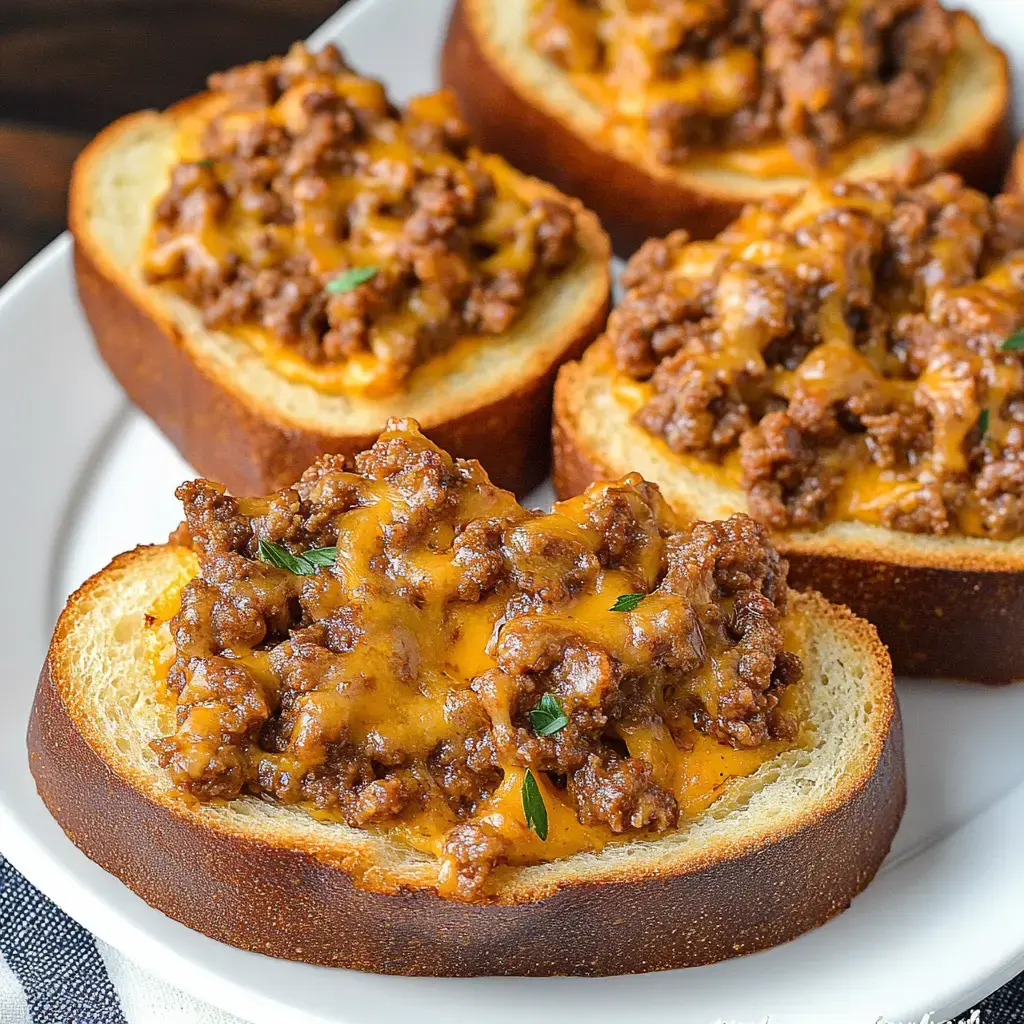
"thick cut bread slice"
442,0,1010,254
29,544,903,976
554,341,1024,682
68,98,611,497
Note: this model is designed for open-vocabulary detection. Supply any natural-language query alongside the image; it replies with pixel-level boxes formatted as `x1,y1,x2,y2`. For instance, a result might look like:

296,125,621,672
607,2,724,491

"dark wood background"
0,0,344,283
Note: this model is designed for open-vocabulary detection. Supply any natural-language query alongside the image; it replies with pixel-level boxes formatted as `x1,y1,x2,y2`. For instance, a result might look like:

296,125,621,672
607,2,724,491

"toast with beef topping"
553,170,1024,681
442,0,1010,254
69,44,611,497
29,419,903,976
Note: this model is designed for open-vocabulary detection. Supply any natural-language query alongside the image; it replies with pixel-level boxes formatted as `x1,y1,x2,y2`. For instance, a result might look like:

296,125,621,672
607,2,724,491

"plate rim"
2,0,1024,1020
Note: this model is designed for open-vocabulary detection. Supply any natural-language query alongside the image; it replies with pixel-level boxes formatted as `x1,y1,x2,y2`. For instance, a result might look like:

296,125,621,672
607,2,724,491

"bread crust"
443,0,1011,254
69,102,611,497
28,547,904,975
1006,141,1024,197
553,355,1024,682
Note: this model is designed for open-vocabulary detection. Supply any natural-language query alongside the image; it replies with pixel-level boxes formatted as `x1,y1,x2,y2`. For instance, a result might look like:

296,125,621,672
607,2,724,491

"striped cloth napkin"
0,858,245,1024
0,853,1019,1023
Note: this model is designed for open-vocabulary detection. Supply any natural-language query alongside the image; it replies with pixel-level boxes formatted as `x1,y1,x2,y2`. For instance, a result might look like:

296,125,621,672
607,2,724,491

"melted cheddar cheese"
527,0,957,171
612,171,1024,539
147,421,805,897
142,45,579,396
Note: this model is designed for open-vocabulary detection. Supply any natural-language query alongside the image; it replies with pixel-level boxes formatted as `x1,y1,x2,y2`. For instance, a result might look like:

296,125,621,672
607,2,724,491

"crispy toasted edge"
27,543,902,974
1006,141,1024,197
443,1,1011,253
67,96,611,496
554,346,1024,681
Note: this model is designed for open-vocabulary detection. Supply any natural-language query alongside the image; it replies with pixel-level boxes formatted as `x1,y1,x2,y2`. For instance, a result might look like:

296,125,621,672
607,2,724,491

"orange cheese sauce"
142,48,577,397
144,425,807,892
526,0,957,174
609,172,1024,540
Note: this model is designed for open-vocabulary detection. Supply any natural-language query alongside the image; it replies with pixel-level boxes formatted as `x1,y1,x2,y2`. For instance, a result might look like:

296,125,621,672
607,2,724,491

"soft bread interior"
474,0,1004,199
559,342,1024,572
72,104,609,435
49,543,894,901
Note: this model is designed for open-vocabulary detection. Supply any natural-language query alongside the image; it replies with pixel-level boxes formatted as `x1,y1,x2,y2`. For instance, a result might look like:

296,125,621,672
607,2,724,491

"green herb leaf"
195,159,214,168
257,539,305,573
978,408,990,439
609,592,645,613
299,546,339,568
521,769,548,841
325,266,378,294
258,539,337,575
1002,330,1024,351
529,694,569,736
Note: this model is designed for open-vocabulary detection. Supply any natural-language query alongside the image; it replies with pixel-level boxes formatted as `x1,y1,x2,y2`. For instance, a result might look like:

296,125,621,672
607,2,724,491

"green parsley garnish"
257,539,338,575
529,694,568,737
978,408,990,439
609,592,645,613
1002,330,1024,351
325,266,378,294
521,769,548,841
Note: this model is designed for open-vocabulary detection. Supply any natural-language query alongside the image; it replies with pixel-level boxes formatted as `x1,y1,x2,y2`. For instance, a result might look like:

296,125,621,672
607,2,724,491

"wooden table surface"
0,0,344,284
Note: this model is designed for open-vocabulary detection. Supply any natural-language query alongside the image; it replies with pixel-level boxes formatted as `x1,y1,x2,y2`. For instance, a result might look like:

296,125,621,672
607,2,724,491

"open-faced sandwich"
443,0,1010,252
30,420,903,976
555,161,1024,681
69,43,611,496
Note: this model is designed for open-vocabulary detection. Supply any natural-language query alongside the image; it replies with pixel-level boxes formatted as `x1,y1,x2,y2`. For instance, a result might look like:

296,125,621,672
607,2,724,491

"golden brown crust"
784,553,1024,682
443,1,1012,254
1006,141,1024,197
553,363,1024,682
27,547,903,975
68,101,611,497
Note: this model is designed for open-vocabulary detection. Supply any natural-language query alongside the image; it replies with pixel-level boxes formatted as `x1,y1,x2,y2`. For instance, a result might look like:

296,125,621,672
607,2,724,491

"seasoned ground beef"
151,419,801,898
528,0,956,168
610,165,1024,539
143,43,579,393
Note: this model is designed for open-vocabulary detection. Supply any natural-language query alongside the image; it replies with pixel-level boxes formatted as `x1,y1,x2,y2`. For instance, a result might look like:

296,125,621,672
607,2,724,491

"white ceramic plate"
3,1,1024,1021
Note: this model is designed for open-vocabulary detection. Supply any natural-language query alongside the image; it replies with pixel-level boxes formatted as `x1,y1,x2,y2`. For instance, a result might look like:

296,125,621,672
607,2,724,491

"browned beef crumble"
529,0,956,168
151,420,801,897
609,166,1024,538
142,43,579,391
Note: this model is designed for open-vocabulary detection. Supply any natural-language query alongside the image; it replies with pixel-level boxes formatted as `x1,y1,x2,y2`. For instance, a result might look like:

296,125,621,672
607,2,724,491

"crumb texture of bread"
29,543,903,975
69,100,611,495
443,0,1010,253
554,342,1024,681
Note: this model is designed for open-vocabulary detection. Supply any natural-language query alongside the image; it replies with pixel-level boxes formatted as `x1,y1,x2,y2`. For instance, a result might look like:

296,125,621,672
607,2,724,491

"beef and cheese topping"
142,44,580,396
148,420,802,899
528,0,955,170
611,166,1024,538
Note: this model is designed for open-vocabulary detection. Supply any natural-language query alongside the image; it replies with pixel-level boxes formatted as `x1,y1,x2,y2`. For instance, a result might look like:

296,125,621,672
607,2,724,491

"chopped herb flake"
609,592,645,613
529,694,569,736
325,266,378,294
1002,330,1024,351
521,769,548,841
257,539,338,575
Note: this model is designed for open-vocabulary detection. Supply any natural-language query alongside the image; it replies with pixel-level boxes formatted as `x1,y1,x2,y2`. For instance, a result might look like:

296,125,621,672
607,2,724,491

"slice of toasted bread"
554,340,1024,682
68,96,611,497
443,0,1010,254
29,543,902,976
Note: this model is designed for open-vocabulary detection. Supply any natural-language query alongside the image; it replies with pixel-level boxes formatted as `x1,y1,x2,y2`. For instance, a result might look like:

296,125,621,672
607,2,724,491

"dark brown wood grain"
0,1,342,131
0,0,343,283
0,120,88,280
